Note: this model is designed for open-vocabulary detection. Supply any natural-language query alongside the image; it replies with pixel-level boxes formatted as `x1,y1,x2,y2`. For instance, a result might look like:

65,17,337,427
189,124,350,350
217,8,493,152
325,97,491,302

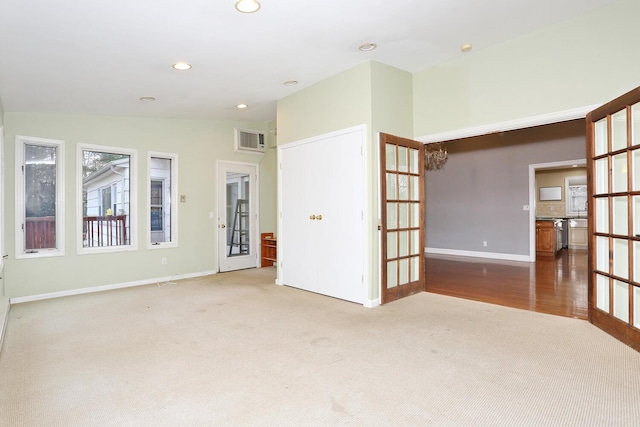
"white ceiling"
0,0,619,122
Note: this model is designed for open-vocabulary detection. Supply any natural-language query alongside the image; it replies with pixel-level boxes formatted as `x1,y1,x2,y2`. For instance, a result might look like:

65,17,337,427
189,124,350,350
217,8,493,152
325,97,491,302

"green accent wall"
3,113,276,298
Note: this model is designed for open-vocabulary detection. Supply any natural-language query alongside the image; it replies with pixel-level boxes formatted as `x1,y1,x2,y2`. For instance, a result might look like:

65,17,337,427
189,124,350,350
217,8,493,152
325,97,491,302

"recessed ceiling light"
460,43,473,53
172,62,192,71
235,0,261,13
139,97,156,102
358,43,377,52
284,80,298,86
236,103,248,109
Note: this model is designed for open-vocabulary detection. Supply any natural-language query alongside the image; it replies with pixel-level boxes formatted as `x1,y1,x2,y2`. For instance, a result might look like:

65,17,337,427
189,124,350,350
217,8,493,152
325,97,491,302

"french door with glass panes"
587,86,640,352
380,133,425,304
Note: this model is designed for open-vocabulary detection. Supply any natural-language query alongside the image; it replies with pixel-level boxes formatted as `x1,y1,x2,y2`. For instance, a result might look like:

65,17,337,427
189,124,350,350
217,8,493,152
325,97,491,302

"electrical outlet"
161,257,167,265
483,241,488,247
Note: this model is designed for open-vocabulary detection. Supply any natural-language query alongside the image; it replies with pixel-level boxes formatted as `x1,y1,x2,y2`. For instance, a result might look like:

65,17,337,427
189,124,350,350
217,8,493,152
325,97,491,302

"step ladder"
228,199,250,256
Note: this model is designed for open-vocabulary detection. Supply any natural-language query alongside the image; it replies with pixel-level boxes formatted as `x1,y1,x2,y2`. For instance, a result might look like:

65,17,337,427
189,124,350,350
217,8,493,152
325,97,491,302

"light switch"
180,195,186,203
523,205,530,211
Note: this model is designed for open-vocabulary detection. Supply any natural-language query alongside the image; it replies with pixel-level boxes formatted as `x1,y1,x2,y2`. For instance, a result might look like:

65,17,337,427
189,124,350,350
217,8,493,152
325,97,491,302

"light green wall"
413,0,640,137
277,60,413,302
3,113,276,298
259,120,278,235
276,62,372,145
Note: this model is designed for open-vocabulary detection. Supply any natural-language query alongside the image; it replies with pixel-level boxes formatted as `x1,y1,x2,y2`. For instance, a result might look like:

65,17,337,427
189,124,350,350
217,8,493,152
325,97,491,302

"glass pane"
387,232,398,259
398,146,408,173
410,175,420,201
409,148,419,174
633,149,640,190
635,242,640,282
411,203,420,228
150,157,172,243
634,286,640,327
596,236,609,273
613,280,629,322
410,230,420,255
596,198,609,233
399,258,409,285
386,173,397,199
398,203,409,228
595,158,609,195
594,118,608,156
25,144,57,250
398,175,409,200
385,144,396,171
633,102,640,147
611,109,628,151
226,172,251,257
82,150,131,248
634,197,640,237
387,202,398,229
387,260,397,288
410,256,419,282
613,238,629,280
612,153,628,193
399,231,409,257
613,196,628,235
596,274,610,312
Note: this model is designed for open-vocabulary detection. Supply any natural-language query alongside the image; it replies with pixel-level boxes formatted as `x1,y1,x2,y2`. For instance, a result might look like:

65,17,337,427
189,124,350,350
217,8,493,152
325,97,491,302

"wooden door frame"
379,132,426,304
586,87,640,352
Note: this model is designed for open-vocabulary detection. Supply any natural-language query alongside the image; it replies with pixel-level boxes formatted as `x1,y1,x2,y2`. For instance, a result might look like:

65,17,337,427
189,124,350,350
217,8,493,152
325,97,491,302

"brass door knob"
316,215,323,220
220,224,226,228
310,215,316,220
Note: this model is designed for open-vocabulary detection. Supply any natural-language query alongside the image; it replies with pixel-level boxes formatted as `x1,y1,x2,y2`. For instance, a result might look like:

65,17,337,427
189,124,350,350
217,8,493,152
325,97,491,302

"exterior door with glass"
217,161,259,272
587,86,640,352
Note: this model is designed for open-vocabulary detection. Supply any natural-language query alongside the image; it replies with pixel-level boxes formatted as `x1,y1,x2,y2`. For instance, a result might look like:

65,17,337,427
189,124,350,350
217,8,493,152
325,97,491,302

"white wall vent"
234,128,266,154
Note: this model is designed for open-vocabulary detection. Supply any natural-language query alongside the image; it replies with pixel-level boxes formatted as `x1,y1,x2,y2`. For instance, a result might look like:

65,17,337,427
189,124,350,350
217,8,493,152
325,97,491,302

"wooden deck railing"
25,216,56,249
84,215,128,247
25,215,128,249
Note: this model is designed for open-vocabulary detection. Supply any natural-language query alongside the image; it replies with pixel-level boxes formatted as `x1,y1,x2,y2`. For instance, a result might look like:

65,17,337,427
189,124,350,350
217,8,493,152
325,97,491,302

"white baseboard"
9,270,217,304
364,297,380,308
425,247,531,262
0,297,9,353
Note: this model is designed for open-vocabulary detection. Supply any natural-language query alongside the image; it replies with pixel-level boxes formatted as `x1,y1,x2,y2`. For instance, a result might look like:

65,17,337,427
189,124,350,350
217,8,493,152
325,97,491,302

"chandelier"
424,142,448,171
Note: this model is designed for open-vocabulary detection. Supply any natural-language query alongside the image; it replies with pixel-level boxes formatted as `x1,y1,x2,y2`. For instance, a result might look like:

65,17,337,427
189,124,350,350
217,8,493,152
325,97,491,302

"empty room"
1,0,639,425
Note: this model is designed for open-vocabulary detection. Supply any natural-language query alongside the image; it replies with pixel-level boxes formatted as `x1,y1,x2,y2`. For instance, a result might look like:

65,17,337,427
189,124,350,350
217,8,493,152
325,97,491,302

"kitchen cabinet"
569,219,588,249
536,220,560,258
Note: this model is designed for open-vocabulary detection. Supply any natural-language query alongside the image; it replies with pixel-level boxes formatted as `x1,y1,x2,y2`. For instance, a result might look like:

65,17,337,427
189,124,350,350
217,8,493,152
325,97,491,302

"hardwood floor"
425,249,588,320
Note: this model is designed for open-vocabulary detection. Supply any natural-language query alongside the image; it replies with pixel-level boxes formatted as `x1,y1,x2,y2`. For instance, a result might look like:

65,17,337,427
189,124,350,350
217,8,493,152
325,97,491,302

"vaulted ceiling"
0,0,619,122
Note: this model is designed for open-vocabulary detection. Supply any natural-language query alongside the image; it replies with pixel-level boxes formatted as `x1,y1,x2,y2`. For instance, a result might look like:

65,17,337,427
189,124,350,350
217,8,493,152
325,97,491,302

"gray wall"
426,120,586,256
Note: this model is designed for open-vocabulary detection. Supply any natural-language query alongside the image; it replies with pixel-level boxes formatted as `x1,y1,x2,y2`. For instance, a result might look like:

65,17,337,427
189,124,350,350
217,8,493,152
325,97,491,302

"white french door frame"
216,160,259,272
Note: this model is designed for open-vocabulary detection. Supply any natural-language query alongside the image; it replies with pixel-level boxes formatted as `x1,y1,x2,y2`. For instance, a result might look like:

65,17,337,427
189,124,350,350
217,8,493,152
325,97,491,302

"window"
565,175,587,217
78,144,137,253
148,152,178,247
15,136,65,258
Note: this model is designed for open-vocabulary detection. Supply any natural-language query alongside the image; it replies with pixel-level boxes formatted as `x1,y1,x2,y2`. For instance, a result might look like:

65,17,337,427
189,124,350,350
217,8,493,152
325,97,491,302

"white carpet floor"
1,267,639,426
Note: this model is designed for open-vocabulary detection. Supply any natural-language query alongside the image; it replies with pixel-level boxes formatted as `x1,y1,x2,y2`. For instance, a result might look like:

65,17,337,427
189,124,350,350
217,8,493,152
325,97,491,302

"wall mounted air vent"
234,128,266,154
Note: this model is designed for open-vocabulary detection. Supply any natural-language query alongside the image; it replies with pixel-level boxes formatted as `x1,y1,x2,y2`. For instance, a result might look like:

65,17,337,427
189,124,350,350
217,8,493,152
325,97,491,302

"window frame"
15,135,65,259
147,151,178,249
77,143,137,255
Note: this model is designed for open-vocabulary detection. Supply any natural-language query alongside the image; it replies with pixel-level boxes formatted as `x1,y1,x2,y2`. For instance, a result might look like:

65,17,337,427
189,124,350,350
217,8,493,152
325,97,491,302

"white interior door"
217,161,259,272
279,126,365,304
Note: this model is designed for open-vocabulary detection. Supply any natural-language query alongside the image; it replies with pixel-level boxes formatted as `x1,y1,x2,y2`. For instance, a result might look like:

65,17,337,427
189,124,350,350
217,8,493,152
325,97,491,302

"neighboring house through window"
148,153,177,247
15,136,65,258
78,145,137,253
